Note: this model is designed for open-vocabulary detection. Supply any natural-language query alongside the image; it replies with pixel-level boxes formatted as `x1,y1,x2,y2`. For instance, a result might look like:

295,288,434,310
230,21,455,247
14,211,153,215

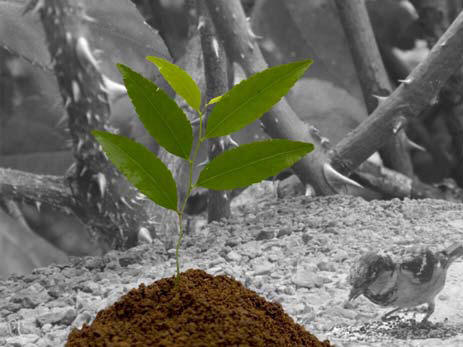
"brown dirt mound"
66,268,331,346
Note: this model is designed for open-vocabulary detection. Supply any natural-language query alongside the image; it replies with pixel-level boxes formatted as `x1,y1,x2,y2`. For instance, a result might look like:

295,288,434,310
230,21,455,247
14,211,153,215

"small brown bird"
348,243,463,323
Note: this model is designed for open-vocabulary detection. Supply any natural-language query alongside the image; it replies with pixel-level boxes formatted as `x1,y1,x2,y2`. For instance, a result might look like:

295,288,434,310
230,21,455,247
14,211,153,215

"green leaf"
93,130,178,211
147,56,201,112
205,59,312,138
207,95,223,106
196,139,314,190
117,63,193,159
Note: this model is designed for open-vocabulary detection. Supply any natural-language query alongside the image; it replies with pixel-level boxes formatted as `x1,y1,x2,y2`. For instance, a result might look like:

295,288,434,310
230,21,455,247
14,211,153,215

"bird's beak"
348,287,363,301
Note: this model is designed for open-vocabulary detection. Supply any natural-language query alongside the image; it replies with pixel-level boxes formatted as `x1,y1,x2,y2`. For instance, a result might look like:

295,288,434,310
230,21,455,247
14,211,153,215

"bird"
347,243,463,324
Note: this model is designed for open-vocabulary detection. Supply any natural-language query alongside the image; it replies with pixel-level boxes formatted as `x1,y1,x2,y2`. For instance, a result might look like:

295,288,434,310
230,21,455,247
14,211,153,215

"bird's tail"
444,243,463,266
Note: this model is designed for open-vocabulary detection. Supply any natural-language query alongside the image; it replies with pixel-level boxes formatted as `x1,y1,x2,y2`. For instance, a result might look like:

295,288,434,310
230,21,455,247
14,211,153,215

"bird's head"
348,252,395,301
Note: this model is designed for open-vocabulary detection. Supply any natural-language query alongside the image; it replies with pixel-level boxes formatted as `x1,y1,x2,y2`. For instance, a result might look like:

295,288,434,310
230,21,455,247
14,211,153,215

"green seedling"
93,56,314,285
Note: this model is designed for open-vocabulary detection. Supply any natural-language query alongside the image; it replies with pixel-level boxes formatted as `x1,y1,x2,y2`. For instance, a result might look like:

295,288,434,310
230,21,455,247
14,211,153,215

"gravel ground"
1,184,463,346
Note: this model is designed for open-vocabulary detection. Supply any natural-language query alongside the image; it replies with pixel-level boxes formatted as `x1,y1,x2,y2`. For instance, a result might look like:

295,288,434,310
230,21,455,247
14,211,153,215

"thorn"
135,193,146,201
248,28,263,40
86,111,92,123
35,200,42,212
392,119,404,135
305,184,316,197
76,138,84,152
323,163,363,190
81,11,96,23
65,162,77,177
399,1,419,21
55,113,68,128
212,38,220,58
138,227,153,244
197,18,205,30
398,78,412,85
407,139,426,152
120,196,133,210
320,137,330,148
226,135,239,148
71,81,81,101
80,166,88,177
372,94,388,103
93,173,107,198
196,158,209,168
190,118,201,126
101,74,127,102
96,202,103,214
76,36,99,71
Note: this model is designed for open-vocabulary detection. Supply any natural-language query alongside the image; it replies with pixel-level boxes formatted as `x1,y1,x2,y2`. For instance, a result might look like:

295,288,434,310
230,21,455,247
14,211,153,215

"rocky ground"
1,183,463,346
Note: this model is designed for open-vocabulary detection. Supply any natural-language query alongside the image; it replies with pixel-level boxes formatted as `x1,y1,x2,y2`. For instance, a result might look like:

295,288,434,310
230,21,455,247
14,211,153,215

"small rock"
252,262,273,276
286,302,306,316
240,241,262,259
280,286,295,295
10,284,51,309
225,250,242,262
256,229,275,241
72,311,93,329
36,307,76,326
167,248,177,257
317,261,336,272
5,334,39,346
19,319,40,335
0,322,10,337
82,257,106,270
293,268,324,289
439,294,449,301
225,236,241,247
301,233,312,244
333,250,349,262
277,227,292,238
324,226,338,235
208,257,225,267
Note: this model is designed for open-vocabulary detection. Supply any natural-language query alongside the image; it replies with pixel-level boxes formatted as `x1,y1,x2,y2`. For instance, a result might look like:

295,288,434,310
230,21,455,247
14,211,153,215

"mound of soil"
66,269,331,346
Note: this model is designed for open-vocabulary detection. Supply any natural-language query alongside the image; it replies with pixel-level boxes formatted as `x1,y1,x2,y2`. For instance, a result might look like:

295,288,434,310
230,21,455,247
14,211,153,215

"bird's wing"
444,243,463,260
399,247,437,284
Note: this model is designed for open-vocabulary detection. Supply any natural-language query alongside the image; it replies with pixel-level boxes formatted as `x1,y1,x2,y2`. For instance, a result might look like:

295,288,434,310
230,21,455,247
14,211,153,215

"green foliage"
205,59,312,138
206,95,223,106
92,130,178,211
94,58,313,280
197,139,314,190
117,63,193,159
147,56,202,112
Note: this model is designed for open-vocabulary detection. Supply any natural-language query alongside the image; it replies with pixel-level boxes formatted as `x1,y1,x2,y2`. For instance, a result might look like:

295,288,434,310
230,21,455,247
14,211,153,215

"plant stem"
175,112,204,286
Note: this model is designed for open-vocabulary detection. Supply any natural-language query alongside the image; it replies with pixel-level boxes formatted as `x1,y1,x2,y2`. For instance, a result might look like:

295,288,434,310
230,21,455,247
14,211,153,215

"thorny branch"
198,1,231,222
332,9,463,175
334,0,414,177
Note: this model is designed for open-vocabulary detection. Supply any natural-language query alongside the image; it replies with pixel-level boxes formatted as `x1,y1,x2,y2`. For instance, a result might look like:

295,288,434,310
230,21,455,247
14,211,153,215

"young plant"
92,57,314,284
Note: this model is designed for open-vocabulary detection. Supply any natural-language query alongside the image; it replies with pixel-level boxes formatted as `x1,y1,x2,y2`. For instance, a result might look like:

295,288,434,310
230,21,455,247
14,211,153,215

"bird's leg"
381,307,401,321
420,301,435,324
